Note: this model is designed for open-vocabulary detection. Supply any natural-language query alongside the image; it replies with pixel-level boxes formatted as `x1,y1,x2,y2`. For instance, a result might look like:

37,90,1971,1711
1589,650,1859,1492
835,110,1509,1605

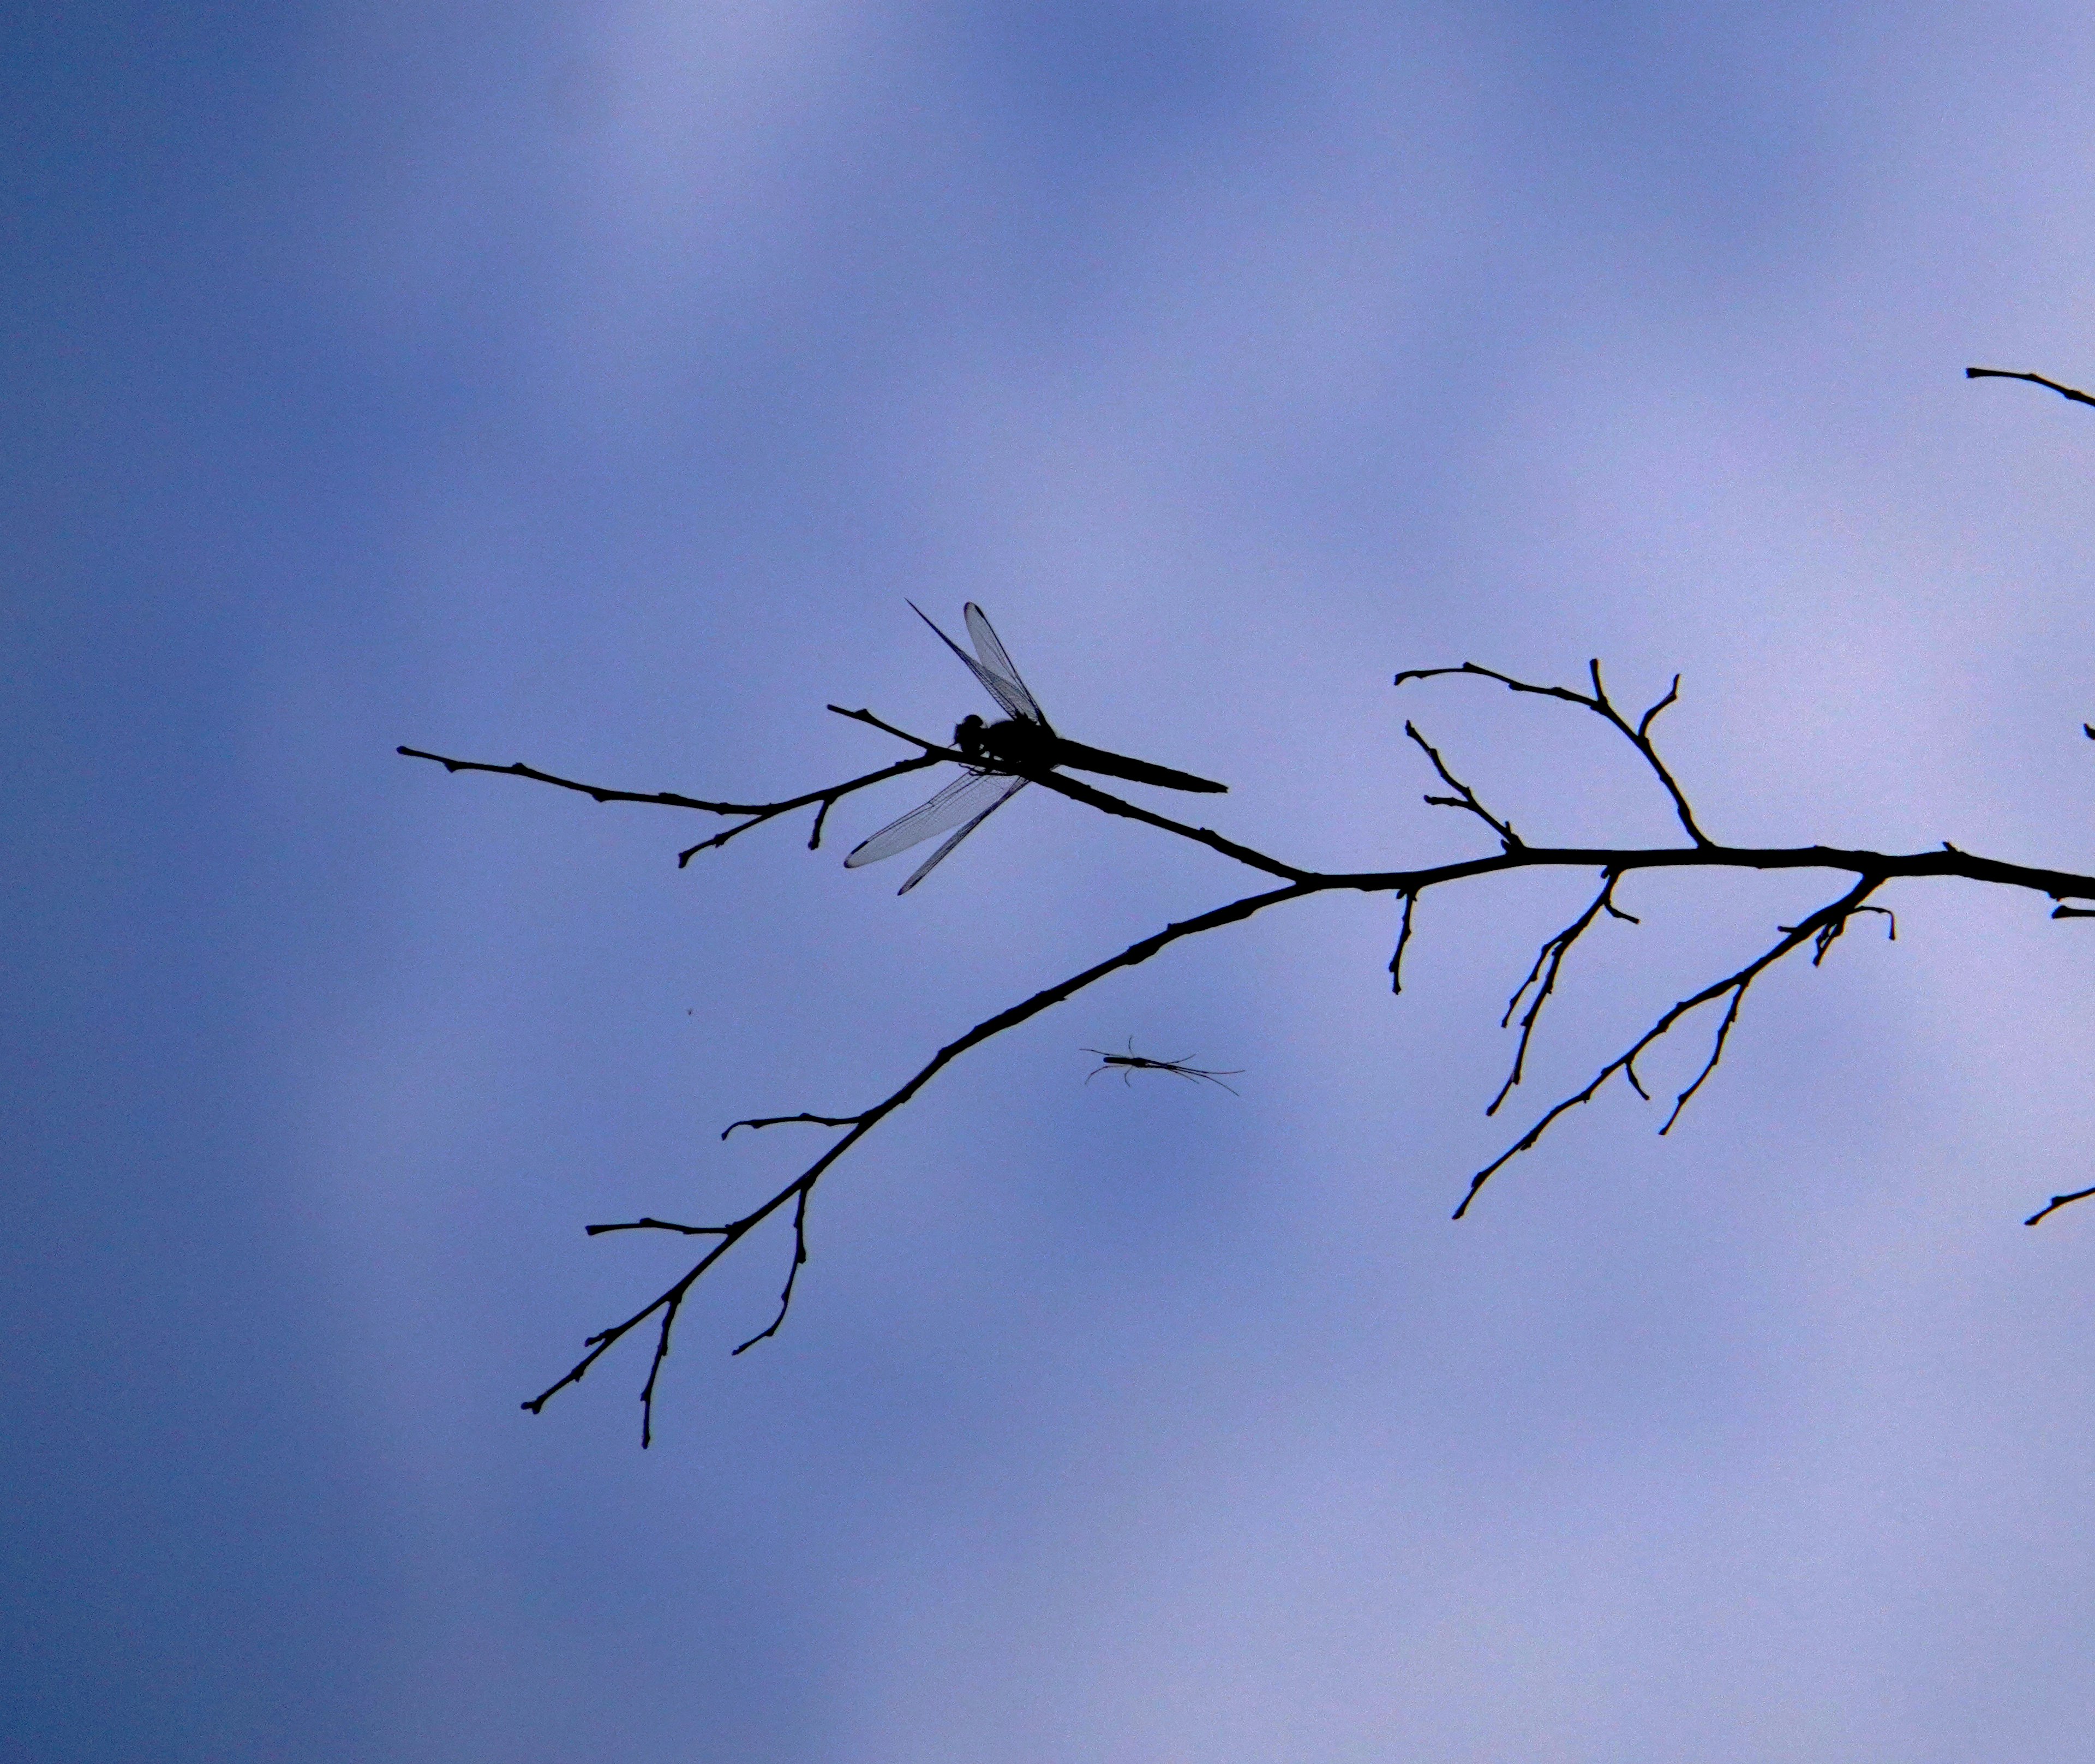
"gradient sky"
11,4,2095,1759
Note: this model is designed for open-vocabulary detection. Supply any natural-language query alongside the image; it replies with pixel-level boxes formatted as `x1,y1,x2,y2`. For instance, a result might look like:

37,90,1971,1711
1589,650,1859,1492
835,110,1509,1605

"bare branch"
823,705,952,752
585,1217,729,1237
396,742,941,867
406,710,1306,884
1394,660,1713,847
721,1113,862,1139
536,820,2095,1441
527,879,1313,1443
1451,876,1885,1219
1967,366,2095,408
411,638,2095,1444
2027,1183,2095,1227
1404,721,1522,849
1388,890,1417,994
1320,841,2095,908
1487,871,1631,1116
1019,766,1310,881
520,1224,747,1435
734,1188,810,1355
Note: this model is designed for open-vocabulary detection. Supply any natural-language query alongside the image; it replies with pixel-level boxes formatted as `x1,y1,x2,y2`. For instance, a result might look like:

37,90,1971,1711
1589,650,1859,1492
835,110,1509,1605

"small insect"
1082,1038,1243,1096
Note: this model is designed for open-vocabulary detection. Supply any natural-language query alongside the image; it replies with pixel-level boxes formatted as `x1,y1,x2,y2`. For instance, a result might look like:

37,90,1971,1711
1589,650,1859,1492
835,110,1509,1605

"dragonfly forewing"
845,769,1029,871
909,601,1044,726
961,603,1045,722
896,774,1028,893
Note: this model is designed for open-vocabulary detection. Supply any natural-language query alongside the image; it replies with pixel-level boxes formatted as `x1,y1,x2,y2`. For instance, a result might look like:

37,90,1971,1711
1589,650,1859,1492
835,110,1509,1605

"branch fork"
404,637,2095,1441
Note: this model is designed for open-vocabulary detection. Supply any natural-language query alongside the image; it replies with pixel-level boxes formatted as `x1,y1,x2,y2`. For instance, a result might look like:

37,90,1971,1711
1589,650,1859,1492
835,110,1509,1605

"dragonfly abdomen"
1047,738,1228,794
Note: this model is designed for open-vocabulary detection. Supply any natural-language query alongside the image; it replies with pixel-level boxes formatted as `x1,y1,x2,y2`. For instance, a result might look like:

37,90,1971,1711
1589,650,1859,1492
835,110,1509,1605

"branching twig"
734,1188,809,1355
1394,660,1713,847
1404,721,1522,849
1451,876,1886,1219
1488,870,1637,1115
522,880,1312,1443
395,743,941,867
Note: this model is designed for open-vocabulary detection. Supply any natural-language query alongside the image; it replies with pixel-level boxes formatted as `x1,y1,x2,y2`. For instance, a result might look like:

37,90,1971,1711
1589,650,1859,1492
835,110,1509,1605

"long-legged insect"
1082,1037,1242,1096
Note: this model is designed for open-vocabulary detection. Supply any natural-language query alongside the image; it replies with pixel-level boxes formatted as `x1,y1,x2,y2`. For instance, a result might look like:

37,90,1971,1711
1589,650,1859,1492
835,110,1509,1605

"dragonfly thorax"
954,713,1057,773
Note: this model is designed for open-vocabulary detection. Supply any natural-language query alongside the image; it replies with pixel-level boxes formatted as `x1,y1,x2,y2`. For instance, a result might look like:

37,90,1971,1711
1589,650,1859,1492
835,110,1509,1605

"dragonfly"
845,602,1228,893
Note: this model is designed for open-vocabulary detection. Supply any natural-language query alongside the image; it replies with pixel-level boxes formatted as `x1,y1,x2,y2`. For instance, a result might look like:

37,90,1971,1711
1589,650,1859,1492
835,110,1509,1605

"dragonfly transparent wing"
895,774,1028,894
845,769,1028,871
908,601,1045,726
961,603,1045,723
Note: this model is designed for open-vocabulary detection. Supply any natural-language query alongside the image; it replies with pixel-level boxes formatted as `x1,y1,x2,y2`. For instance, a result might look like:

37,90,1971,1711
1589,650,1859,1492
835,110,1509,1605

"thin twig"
1452,876,1885,1219
2026,1183,2095,1227
1967,366,2095,408
734,1188,810,1354
396,742,941,866
1394,660,1713,847
585,1217,730,1237
722,1113,862,1139
1404,721,1522,849
1388,890,1418,994
1487,871,1635,1116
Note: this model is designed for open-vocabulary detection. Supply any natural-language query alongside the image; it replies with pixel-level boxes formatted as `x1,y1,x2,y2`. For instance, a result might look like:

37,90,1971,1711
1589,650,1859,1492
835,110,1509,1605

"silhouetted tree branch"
400,368,2095,1444
1967,365,2095,409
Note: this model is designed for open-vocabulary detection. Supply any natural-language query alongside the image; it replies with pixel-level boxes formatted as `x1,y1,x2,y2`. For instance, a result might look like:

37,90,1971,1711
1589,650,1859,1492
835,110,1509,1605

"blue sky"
10,3,2095,1757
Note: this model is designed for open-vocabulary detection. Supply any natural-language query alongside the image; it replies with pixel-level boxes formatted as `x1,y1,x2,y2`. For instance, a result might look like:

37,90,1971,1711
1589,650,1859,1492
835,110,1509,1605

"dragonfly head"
953,714,987,758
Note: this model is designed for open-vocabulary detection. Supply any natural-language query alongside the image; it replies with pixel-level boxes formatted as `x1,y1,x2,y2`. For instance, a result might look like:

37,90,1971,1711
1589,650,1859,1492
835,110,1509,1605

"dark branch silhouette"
2027,1184,2095,1227
1448,873,1888,1221
408,677,2095,1440
506,872,1311,1444
1393,660,1711,847
1404,720,1523,848
395,743,940,863
1967,366,2095,408
1387,890,1418,994
1487,872,1637,1117
403,379,2095,1442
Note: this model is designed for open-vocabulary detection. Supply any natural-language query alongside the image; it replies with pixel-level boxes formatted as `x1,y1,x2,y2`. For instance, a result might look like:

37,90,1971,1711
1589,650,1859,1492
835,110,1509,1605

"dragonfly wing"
896,775,1027,894
909,601,1044,726
845,769,1024,869
961,603,1046,723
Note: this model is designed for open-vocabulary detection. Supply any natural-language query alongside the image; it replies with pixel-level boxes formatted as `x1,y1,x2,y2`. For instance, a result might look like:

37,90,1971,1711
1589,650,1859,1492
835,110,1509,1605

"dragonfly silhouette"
845,603,1228,893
